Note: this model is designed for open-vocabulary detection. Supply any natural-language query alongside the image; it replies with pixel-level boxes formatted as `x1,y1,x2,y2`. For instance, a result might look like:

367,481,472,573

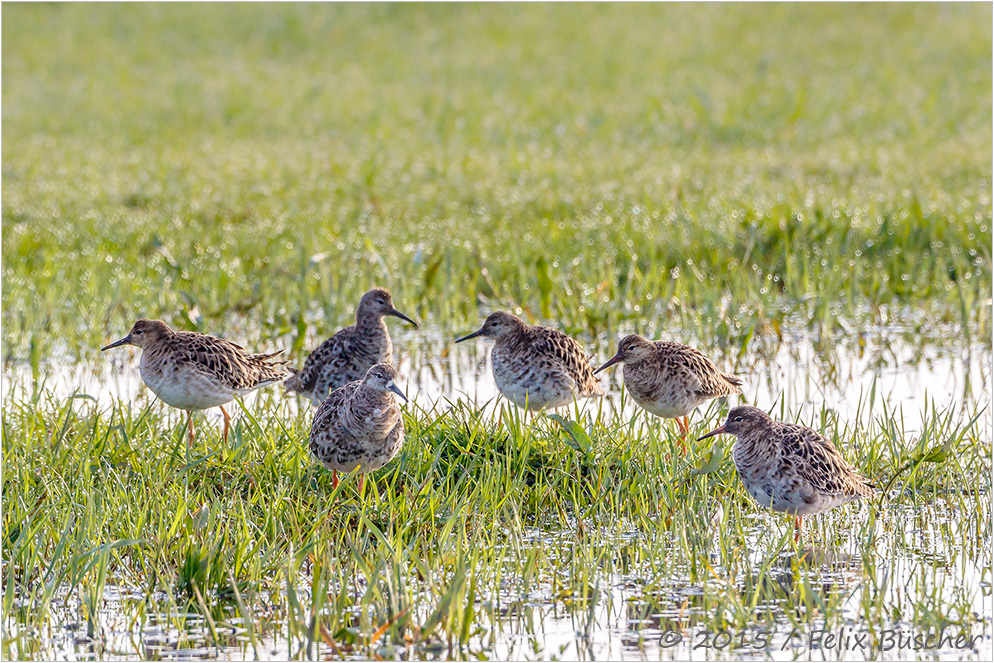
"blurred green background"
3,3,991,360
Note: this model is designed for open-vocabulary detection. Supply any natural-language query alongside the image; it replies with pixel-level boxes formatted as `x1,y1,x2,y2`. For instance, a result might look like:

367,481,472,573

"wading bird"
455,311,603,411
101,319,288,447
285,288,418,406
594,334,741,448
308,363,407,492
698,405,874,542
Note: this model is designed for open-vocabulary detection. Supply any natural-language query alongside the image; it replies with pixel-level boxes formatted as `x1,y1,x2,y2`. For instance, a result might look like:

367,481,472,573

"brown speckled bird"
698,405,875,542
309,363,407,491
101,319,289,447
285,288,418,406
455,311,603,411
594,334,742,441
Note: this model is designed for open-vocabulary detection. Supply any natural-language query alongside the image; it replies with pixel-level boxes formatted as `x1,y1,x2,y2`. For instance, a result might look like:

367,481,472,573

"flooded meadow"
3,316,991,660
3,3,992,661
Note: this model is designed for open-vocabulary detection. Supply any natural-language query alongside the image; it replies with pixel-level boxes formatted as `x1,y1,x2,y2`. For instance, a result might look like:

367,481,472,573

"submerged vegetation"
2,3,992,660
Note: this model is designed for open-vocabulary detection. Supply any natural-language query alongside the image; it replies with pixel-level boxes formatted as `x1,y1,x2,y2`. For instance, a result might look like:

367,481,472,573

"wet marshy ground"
2,321,991,661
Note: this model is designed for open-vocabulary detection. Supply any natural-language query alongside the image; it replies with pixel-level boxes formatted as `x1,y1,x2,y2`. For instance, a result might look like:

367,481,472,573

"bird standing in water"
455,311,603,411
101,319,289,448
594,334,741,447
308,363,407,492
285,288,418,406
698,405,875,542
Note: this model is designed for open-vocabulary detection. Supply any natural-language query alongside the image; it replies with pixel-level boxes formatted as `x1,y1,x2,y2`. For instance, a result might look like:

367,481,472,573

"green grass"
1,391,989,659
2,3,992,660
2,3,991,360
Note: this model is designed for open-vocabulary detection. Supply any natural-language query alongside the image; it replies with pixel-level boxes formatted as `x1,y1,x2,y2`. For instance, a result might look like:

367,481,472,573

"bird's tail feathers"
283,367,304,392
252,348,288,364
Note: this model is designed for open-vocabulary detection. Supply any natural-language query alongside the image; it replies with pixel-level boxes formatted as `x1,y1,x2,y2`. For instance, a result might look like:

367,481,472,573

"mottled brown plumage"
595,334,741,440
284,288,418,406
101,319,289,446
455,311,603,411
309,363,407,491
698,405,875,542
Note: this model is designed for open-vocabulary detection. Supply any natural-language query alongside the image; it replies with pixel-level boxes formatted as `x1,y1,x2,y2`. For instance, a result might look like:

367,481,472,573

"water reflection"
5,520,988,661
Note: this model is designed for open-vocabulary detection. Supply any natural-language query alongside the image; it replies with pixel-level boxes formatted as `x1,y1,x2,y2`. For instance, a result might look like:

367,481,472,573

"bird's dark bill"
697,425,726,442
389,308,419,327
454,329,484,343
593,353,623,375
100,335,132,351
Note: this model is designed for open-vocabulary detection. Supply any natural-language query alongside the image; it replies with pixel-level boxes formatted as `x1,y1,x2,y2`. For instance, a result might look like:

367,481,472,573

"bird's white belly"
741,477,850,516
494,369,571,411
500,382,554,410
625,374,699,419
142,364,233,411
634,394,698,419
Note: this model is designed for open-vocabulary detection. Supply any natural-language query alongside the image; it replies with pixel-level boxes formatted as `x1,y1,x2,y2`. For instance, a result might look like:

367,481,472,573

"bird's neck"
494,328,527,350
356,310,387,331
353,316,390,360
140,334,174,360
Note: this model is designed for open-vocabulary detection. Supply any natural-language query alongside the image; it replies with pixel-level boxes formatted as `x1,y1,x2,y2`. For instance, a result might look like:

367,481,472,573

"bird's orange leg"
358,473,366,493
675,417,689,454
794,516,803,543
220,405,231,443
187,412,195,451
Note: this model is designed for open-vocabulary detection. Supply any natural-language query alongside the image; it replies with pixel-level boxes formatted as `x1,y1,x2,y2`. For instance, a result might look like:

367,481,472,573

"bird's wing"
529,328,602,394
309,381,364,467
658,342,739,398
313,380,359,418
171,332,281,390
287,328,352,393
385,417,405,450
776,423,874,499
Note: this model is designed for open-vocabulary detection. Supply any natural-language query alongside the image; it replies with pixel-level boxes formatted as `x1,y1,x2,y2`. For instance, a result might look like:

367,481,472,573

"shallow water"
2,322,991,661
3,321,991,426
6,510,991,661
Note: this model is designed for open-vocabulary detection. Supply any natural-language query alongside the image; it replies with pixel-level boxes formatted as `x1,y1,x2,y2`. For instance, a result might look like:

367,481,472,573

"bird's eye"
732,415,743,422
134,329,143,335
